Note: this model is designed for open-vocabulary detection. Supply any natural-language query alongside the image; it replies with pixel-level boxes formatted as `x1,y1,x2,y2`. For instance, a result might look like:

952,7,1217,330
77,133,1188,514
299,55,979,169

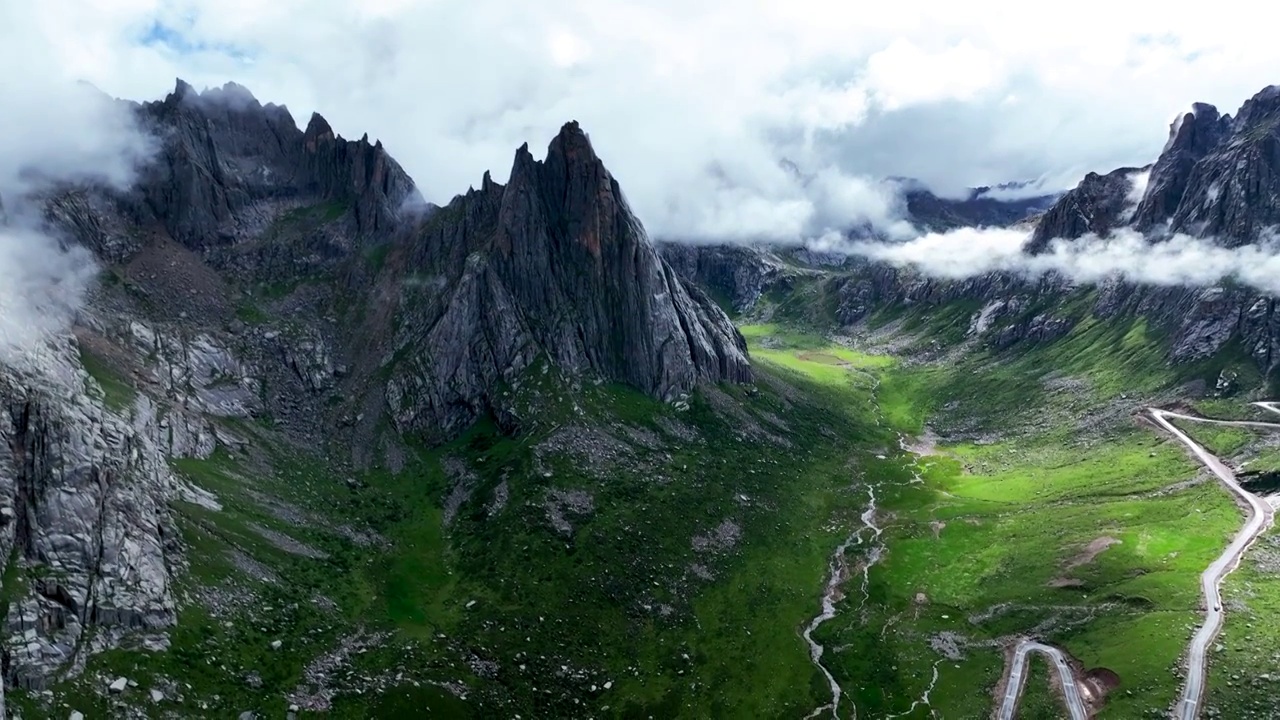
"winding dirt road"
1153,406,1277,720
997,642,1087,720
996,403,1278,719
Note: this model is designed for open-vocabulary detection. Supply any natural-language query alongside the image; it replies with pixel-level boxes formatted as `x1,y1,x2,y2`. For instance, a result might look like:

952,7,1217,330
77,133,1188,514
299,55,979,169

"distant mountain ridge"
665,83,1280,383
1034,85,1280,248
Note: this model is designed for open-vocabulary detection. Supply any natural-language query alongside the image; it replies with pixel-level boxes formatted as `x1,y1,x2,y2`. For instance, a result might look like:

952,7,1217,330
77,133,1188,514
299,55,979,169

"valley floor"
750,322,1280,720
12,320,1280,719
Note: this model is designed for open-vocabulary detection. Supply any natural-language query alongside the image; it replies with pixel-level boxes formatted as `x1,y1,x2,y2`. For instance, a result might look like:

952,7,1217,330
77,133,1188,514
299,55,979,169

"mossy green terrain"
14,346,908,718
15,306,1277,718
742,322,1251,719
78,345,138,411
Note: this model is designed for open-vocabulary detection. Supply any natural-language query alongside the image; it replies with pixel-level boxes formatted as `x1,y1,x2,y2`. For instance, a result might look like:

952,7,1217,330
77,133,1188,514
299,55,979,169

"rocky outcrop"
1131,103,1232,228
125,79,420,253
1026,166,1146,252
384,122,752,442
0,342,177,690
1160,87,1280,245
1038,86,1280,248
300,112,424,234
659,243,787,313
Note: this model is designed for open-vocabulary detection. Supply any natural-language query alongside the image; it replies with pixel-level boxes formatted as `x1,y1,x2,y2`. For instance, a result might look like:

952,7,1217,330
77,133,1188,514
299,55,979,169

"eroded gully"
802,485,884,720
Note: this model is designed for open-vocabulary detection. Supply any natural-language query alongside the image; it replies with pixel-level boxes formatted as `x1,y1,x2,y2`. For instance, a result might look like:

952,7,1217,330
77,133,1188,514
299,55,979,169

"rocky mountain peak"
163,78,268,114
122,80,420,251
387,122,752,441
168,77,196,103
545,120,594,166
1131,103,1232,227
303,111,336,148
1232,84,1280,130
1031,82,1280,250
493,121,752,394
1027,166,1146,252
1156,86,1280,245
1165,103,1227,154
534,120,615,260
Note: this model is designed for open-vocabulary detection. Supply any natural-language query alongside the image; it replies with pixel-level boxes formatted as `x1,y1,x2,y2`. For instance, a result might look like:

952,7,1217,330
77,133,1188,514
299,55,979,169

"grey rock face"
123,79,420,257
0,341,176,690
386,122,752,441
277,329,335,394
1161,88,1280,245
1169,287,1243,362
659,243,786,313
42,190,145,265
1027,166,1147,252
386,254,539,442
1131,103,1232,228
132,324,258,419
1037,85,1280,248
494,123,752,397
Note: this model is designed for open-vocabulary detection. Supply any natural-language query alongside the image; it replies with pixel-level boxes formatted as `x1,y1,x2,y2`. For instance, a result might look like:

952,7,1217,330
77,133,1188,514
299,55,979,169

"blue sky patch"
138,20,253,61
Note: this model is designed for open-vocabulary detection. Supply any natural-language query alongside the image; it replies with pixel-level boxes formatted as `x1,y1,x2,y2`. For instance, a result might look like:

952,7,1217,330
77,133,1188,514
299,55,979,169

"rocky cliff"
667,84,1280,380
1034,85,1280,247
1026,165,1147,253
381,122,751,443
0,81,752,695
131,80,420,252
0,341,181,691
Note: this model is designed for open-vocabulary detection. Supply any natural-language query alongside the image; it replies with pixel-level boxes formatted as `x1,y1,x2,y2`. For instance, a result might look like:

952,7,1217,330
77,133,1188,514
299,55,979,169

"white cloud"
1121,168,1152,221
5,0,1280,244
862,39,1003,111
844,227,1280,295
0,3,154,360
0,225,97,364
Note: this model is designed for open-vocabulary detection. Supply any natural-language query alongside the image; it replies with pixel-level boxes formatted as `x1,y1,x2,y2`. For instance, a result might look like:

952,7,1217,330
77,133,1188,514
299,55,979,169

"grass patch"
234,299,269,324
363,242,392,275
27,348,907,717
77,345,136,411
1170,419,1263,458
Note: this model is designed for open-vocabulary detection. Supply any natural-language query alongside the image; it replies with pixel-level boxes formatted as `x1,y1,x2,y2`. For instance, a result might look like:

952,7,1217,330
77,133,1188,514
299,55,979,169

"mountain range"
1,78,1278,717
669,84,1280,383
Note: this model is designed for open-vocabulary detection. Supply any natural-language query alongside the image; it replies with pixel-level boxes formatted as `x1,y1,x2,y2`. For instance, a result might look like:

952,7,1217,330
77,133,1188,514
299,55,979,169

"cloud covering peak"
13,0,1280,244
0,10,155,361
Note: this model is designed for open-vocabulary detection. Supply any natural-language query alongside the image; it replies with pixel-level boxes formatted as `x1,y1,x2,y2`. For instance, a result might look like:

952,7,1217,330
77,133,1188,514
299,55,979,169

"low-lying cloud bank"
0,79,153,363
0,224,97,364
837,225,1280,295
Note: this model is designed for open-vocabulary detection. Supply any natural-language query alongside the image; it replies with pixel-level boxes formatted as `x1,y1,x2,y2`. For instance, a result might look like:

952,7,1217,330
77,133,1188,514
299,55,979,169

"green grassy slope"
16,279,1280,718
739,322,1251,718
14,353,915,718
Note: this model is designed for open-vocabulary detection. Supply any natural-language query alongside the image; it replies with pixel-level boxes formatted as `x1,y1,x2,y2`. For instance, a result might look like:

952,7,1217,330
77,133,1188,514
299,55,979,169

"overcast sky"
7,0,1279,243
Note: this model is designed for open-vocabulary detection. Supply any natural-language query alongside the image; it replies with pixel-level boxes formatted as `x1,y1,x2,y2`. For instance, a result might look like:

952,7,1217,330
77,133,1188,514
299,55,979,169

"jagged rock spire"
389,121,751,441
1131,103,1231,227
